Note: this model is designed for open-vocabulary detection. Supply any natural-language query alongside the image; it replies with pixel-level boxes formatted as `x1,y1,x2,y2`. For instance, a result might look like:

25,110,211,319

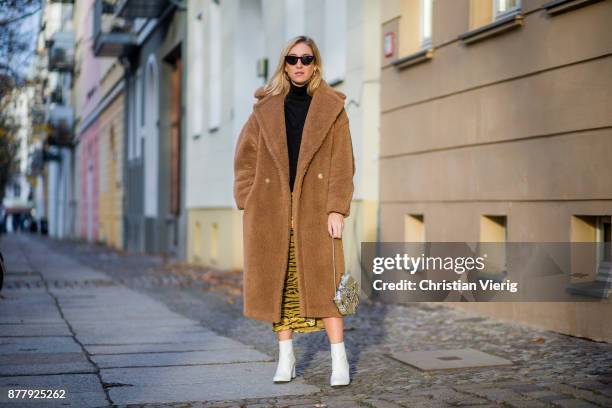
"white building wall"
2,87,35,225
47,148,59,236
185,0,266,209
186,0,379,211
27,0,76,237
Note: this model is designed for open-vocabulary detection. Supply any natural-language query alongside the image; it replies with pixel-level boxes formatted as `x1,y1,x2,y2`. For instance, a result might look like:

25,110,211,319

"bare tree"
0,1,41,204
0,106,20,206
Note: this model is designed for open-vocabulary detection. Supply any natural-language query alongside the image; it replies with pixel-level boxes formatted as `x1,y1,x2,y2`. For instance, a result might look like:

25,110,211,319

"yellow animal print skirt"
272,227,326,333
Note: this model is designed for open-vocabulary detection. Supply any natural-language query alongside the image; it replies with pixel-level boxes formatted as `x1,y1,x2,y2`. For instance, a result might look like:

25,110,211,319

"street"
1,233,611,407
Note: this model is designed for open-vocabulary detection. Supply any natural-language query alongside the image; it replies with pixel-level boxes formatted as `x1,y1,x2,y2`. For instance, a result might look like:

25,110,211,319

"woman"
233,35,355,386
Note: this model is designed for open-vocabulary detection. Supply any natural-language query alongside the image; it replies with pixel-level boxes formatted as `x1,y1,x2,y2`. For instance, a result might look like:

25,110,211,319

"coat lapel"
253,93,290,188
253,80,345,194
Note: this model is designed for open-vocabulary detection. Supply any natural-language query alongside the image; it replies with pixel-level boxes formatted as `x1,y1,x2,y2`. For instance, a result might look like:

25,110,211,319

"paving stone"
539,394,575,402
523,390,568,399
504,400,548,408
84,338,253,355
545,382,612,406
0,337,82,354
362,399,405,408
0,392,109,408
76,332,225,346
461,387,528,402
0,360,95,376
92,348,272,368
507,384,548,393
274,397,320,406
105,367,319,404
0,373,108,407
0,323,71,336
553,399,600,408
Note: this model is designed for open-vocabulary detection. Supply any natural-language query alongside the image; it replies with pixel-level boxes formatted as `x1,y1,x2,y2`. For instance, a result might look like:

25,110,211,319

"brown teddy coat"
233,79,355,323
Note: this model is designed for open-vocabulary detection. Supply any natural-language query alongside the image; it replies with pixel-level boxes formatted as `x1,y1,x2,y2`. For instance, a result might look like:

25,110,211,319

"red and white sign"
383,31,395,58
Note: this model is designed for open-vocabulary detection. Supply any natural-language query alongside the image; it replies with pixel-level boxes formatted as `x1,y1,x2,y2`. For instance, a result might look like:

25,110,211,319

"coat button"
265,177,270,183
317,173,323,179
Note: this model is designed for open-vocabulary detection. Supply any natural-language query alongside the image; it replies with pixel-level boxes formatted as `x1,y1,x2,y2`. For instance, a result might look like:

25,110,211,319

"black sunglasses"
285,55,315,66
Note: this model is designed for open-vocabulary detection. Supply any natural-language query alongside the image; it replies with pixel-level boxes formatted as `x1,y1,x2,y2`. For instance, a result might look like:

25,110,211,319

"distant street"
1,233,611,407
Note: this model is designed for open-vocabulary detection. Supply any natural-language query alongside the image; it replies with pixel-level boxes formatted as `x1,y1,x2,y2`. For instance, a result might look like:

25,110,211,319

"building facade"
185,0,381,285
73,0,127,246
380,0,612,342
32,0,76,238
118,3,188,257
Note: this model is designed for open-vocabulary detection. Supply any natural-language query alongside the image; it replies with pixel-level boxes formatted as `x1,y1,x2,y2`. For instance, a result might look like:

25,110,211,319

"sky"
0,3,43,80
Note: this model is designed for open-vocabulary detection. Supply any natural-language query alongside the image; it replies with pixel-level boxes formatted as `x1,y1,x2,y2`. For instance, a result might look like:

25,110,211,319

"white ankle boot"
330,341,350,386
273,339,296,382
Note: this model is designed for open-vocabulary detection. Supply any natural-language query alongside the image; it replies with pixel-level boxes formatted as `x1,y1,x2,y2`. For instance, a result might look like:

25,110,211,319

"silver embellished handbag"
331,235,360,315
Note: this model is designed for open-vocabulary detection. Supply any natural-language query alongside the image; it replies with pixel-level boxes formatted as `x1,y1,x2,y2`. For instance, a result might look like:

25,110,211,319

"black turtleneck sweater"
284,80,312,192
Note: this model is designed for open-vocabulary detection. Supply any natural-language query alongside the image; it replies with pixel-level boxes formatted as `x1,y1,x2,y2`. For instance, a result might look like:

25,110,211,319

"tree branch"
0,5,42,26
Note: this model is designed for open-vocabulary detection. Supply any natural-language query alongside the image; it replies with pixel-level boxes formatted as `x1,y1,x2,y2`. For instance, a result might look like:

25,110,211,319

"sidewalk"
1,232,612,407
0,234,318,407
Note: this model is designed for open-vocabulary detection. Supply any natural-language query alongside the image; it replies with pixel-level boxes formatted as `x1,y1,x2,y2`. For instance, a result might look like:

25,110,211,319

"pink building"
78,123,99,241
74,0,103,241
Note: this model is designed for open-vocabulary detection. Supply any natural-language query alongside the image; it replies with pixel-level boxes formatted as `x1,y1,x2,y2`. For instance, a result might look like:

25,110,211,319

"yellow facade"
187,209,244,270
187,199,378,292
98,93,124,249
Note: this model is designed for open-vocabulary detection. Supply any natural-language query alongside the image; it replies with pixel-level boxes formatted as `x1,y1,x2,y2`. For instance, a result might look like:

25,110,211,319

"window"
479,215,508,275
469,0,521,30
210,222,219,265
420,0,432,48
570,215,610,279
596,216,611,265
208,0,221,131
405,214,425,242
110,126,116,162
100,134,108,193
405,214,426,271
493,0,520,19
135,67,143,158
127,84,134,160
144,55,159,218
399,0,433,58
194,221,202,261
568,215,612,298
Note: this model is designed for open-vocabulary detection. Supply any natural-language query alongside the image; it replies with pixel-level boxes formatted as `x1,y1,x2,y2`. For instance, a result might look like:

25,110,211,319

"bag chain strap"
332,235,336,293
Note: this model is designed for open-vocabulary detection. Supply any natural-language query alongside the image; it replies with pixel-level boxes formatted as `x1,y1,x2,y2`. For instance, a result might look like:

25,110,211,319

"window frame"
493,0,521,20
420,0,433,49
596,216,612,265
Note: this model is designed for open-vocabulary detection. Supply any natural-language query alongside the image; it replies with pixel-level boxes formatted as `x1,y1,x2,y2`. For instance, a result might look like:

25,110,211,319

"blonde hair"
261,35,324,97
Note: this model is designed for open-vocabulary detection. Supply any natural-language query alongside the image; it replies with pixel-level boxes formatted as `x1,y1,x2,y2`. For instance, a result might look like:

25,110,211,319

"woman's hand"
328,212,344,238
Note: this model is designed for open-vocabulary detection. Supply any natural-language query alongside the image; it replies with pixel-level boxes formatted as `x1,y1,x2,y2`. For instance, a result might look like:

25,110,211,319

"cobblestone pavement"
2,232,612,408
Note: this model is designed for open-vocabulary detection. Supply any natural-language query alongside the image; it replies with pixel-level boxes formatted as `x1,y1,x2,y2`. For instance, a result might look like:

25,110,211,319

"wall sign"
384,31,395,58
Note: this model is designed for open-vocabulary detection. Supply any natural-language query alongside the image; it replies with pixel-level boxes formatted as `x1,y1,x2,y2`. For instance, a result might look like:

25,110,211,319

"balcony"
116,0,169,18
46,104,74,147
93,0,137,57
47,31,74,72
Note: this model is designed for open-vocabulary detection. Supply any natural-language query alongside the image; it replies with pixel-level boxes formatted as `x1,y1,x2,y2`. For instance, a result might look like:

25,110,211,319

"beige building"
380,0,612,342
